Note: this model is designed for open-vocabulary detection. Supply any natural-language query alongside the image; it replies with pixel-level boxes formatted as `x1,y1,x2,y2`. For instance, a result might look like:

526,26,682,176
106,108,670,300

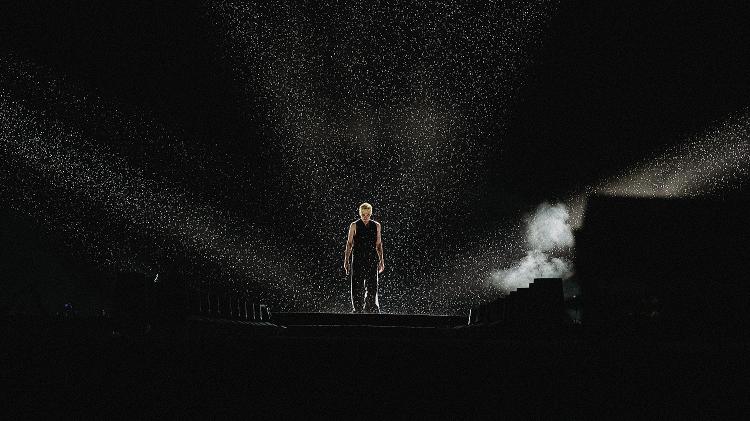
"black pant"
350,260,379,313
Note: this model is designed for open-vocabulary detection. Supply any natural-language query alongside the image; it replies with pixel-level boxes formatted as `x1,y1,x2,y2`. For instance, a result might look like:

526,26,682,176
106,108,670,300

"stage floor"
269,312,467,328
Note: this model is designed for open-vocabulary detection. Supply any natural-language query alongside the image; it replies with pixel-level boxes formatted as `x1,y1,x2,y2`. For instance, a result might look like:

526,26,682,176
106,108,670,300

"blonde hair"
358,202,373,213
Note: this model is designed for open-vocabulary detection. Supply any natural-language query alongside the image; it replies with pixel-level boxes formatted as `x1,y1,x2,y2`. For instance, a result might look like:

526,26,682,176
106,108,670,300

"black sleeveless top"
352,219,378,264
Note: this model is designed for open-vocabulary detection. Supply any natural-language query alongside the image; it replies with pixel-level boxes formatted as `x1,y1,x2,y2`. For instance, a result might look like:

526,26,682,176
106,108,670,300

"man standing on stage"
344,202,385,313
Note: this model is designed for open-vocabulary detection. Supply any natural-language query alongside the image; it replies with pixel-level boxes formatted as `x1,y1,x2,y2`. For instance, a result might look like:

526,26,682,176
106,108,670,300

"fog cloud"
490,202,574,292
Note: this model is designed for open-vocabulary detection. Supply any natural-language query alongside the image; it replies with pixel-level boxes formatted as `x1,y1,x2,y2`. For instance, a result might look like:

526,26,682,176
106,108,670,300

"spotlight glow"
567,112,750,228
209,1,560,312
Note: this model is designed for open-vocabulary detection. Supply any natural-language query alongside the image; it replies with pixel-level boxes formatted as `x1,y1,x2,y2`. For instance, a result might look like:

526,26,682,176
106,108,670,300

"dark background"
2,1,749,315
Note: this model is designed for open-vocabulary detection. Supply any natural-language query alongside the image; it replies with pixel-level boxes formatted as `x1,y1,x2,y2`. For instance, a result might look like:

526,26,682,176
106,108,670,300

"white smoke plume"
490,202,574,292
526,202,575,252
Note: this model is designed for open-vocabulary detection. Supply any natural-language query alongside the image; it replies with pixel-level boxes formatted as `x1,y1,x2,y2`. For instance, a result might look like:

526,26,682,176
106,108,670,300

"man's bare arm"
344,223,355,272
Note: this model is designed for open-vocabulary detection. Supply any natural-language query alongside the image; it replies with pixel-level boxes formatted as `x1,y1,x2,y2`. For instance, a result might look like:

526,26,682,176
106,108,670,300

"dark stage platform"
6,315,748,418
184,312,471,338
270,312,467,328
261,312,469,338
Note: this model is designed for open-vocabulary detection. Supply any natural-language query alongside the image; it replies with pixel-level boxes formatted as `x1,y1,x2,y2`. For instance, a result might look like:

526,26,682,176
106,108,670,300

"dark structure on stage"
577,195,750,339
469,277,565,333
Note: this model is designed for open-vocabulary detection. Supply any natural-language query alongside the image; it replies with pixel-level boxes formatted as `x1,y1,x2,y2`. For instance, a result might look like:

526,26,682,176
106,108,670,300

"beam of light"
0,84,294,301
567,111,750,228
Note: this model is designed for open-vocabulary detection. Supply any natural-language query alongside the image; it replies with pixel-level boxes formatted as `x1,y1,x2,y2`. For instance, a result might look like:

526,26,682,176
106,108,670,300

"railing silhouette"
113,272,271,332
189,288,270,321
